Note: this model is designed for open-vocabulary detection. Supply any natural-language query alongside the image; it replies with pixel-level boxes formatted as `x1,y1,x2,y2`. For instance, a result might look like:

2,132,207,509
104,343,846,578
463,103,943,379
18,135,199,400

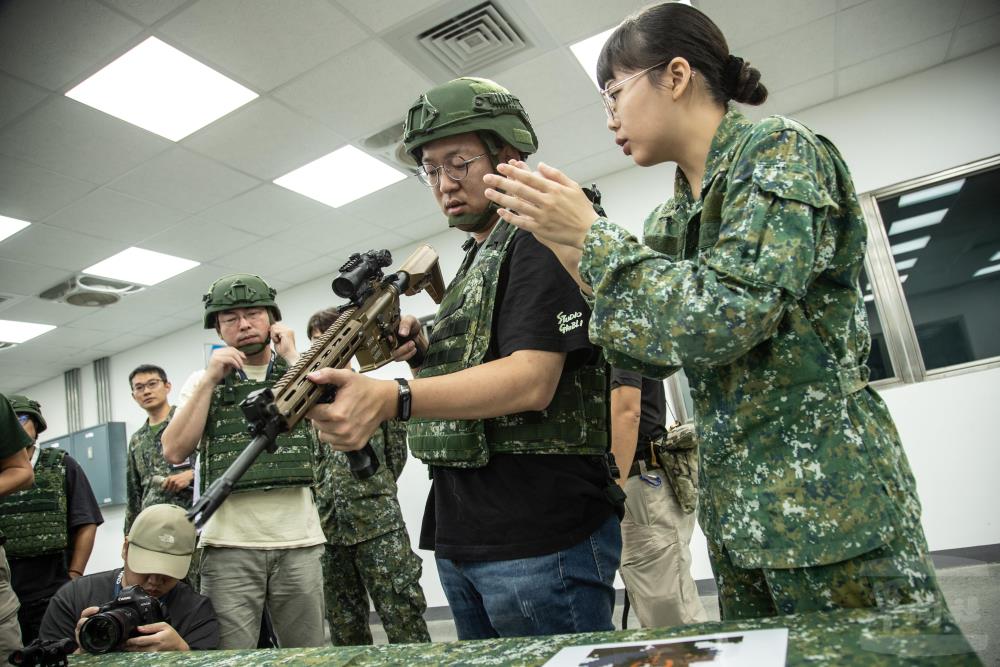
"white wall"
22,46,1000,607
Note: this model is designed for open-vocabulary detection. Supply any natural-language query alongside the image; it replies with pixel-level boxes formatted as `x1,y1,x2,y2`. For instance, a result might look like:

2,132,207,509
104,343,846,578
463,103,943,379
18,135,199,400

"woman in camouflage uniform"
482,2,944,620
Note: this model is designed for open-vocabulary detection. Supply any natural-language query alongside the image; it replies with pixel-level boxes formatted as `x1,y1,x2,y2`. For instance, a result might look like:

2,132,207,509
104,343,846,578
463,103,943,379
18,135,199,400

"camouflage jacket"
124,407,192,533
312,420,408,546
580,110,923,570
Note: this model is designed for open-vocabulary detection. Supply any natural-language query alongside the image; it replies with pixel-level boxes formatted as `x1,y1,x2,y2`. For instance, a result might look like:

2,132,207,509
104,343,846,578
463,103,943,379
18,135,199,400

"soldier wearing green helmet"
306,77,622,640
0,394,103,646
162,273,327,650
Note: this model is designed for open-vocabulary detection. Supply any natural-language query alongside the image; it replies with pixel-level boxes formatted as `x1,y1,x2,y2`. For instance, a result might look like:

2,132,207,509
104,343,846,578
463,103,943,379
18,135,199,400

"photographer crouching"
36,504,218,653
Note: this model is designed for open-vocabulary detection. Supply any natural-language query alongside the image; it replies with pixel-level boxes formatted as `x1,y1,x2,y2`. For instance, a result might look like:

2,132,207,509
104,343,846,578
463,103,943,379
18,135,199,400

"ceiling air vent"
417,2,527,76
361,120,418,171
39,275,144,307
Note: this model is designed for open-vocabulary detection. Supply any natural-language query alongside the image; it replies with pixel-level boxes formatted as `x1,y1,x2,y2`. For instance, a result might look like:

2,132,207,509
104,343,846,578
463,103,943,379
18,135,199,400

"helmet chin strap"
237,335,270,356
446,133,504,234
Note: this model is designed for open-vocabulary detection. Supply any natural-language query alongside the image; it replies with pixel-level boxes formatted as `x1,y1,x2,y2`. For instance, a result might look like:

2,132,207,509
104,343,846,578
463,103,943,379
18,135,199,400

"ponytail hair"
597,2,768,107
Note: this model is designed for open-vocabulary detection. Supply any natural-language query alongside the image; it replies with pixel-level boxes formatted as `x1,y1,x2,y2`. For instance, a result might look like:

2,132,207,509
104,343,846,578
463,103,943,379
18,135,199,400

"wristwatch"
395,378,412,421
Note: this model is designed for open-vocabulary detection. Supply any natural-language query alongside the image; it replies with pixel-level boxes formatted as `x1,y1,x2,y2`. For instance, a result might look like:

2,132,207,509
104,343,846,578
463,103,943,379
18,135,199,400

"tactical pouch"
652,423,699,514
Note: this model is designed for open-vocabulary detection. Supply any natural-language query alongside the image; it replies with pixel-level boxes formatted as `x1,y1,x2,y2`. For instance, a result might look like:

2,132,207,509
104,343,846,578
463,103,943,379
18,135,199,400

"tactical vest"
0,448,68,557
408,220,609,468
201,357,315,493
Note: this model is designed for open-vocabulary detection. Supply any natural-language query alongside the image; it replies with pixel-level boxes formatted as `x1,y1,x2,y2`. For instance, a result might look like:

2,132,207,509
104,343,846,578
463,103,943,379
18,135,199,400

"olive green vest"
0,448,68,557
201,357,316,493
408,221,609,468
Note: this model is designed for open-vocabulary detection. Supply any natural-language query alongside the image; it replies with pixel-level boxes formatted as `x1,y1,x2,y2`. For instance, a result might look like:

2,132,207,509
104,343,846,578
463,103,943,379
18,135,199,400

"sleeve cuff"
580,217,634,289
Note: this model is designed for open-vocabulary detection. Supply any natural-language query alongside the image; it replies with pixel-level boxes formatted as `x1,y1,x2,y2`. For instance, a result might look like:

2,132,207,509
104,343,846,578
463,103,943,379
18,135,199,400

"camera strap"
113,570,125,597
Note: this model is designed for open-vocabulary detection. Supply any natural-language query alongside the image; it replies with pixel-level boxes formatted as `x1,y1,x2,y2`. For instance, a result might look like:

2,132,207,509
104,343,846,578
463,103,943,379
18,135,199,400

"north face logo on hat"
158,533,175,545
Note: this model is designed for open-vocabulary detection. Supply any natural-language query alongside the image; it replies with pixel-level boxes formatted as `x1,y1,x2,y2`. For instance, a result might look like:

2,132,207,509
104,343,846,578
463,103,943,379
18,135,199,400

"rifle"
187,245,445,528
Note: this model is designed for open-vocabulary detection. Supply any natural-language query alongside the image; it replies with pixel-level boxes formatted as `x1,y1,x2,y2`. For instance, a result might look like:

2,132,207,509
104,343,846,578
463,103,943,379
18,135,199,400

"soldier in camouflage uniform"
482,2,944,620
306,308,429,645
0,393,35,657
306,78,622,640
162,274,326,649
0,395,103,645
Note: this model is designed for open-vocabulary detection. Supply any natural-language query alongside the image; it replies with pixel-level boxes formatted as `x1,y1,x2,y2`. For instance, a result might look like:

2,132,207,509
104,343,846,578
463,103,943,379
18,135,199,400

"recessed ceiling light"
888,209,947,236
0,215,30,243
899,274,909,283
890,236,930,256
570,27,617,90
973,264,1000,278
898,179,964,207
990,251,1000,262
895,257,917,271
66,37,257,141
0,319,55,344
274,145,406,208
83,247,199,286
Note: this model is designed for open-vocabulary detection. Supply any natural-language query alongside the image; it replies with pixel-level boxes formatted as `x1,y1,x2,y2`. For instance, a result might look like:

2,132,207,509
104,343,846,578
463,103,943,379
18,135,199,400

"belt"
628,456,660,478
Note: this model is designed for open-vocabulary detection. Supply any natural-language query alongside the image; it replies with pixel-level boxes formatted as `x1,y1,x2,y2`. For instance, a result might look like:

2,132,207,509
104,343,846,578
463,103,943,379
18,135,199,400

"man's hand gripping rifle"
187,245,445,528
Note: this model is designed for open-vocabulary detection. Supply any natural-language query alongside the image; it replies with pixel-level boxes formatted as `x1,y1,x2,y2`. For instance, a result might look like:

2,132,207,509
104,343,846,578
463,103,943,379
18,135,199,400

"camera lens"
78,614,122,654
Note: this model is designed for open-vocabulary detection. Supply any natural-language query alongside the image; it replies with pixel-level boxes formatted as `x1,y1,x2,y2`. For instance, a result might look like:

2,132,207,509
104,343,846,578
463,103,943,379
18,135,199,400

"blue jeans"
436,514,621,639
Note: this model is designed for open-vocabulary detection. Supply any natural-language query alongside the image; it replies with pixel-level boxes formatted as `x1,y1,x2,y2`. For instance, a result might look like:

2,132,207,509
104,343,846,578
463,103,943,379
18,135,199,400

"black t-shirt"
9,453,105,603
420,228,615,562
610,369,669,447
38,568,219,651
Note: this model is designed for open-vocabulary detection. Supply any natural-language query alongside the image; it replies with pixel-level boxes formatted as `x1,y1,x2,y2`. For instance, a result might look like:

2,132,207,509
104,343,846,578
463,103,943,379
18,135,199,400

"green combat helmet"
203,274,281,355
403,77,538,232
9,394,46,435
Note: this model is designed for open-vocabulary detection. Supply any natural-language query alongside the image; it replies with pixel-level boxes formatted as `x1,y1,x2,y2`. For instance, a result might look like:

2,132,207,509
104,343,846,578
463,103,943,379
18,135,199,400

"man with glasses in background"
162,274,326,649
0,395,103,646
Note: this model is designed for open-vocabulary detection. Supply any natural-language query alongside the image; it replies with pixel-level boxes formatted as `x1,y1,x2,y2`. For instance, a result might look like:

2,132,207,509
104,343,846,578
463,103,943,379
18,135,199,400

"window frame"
860,154,1000,387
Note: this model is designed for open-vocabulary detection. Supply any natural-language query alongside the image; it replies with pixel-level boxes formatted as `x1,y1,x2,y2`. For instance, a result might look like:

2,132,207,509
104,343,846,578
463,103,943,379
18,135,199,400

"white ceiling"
1,0,998,393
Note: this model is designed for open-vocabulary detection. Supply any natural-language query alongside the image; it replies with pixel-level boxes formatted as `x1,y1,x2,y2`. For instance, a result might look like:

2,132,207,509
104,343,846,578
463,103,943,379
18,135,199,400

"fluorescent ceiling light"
990,251,1000,262
973,264,1000,278
888,209,947,236
863,293,875,302
0,215,30,243
895,257,917,271
570,27,617,89
890,235,930,256
898,179,964,207
899,274,909,283
83,247,199,286
66,37,257,141
274,145,405,208
0,319,55,344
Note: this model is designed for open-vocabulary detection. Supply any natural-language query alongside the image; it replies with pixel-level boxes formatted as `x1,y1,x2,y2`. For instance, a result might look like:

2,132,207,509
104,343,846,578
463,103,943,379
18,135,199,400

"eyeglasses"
600,61,668,119
17,414,29,424
416,154,488,187
132,379,164,394
217,308,268,329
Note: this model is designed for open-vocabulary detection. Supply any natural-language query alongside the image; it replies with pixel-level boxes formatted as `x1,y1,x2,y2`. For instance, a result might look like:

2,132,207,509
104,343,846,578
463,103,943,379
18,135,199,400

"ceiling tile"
0,153,96,221
43,188,187,244
160,0,367,91
213,236,325,275
277,211,394,258
0,72,49,128
698,0,836,50
336,0,440,33
525,0,648,44
493,48,601,126
271,254,341,287
746,73,837,120
71,298,181,332
130,315,192,338
24,325,112,349
0,0,143,90
532,102,617,168
0,259,68,296
957,0,1000,24
394,212,447,243
740,17,835,92
838,33,950,96
274,39,433,140
0,96,171,185
5,341,87,363
836,0,963,67
0,223,122,272
100,0,191,25
150,262,233,299
562,150,633,185
91,332,156,352
0,373,56,395
189,183,332,237
0,297,91,326
141,217,260,263
946,13,1000,60
338,176,439,227
182,98,346,180
107,147,260,214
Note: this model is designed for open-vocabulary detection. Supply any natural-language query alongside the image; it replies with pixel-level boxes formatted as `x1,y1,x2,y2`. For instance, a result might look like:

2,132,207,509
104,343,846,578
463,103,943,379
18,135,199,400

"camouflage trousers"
707,520,946,620
184,545,201,593
322,528,430,645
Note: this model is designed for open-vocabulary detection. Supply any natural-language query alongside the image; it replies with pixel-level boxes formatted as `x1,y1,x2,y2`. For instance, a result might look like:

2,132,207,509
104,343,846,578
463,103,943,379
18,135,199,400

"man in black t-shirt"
307,78,621,640
39,504,218,652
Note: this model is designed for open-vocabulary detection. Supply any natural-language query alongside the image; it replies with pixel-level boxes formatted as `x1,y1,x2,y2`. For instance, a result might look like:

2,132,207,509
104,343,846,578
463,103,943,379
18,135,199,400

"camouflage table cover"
71,602,981,666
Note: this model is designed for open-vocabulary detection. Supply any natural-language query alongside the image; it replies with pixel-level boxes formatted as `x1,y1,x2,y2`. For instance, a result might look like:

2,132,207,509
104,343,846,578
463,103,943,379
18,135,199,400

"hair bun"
723,55,768,106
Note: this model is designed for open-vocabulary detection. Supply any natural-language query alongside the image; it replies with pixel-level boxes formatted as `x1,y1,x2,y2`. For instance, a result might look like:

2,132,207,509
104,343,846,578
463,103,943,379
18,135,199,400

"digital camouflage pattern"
579,110,940,612
408,220,609,467
201,358,315,493
314,421,428,644
0,448,67,557
124,407,193,534
68,602,981,666
652,423,699,515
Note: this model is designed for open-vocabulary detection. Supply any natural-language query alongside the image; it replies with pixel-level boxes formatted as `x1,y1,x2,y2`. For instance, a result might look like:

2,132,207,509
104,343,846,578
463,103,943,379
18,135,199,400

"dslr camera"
77,585,169,654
